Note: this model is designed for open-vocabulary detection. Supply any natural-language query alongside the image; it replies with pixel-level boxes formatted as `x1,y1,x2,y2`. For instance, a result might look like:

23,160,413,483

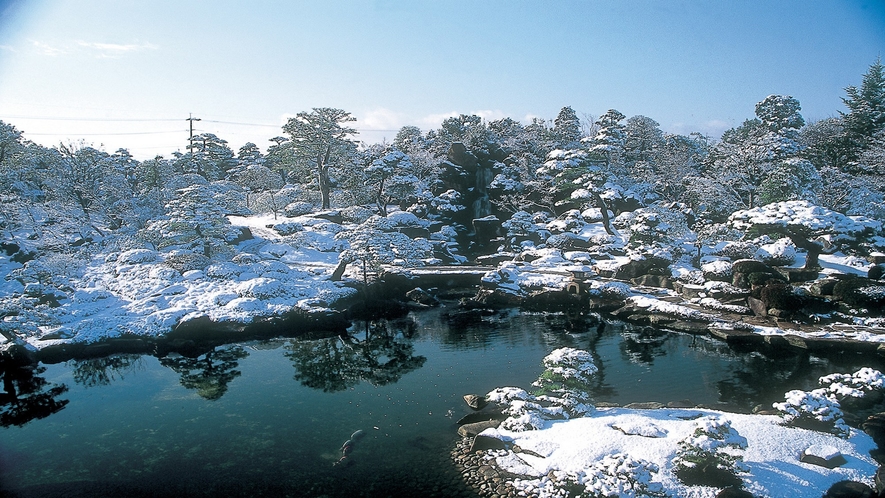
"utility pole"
186,113,201,153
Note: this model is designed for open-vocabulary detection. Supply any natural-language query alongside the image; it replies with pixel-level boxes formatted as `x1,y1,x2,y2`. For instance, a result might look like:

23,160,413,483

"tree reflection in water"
69,354,143,388
0,348,69,427
717,350,817,410
286,317,426,392
618,323,670,365
159,346,249,400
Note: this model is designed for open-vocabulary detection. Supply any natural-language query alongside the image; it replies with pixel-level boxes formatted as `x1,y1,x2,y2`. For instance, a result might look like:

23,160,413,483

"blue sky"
0,0,883,159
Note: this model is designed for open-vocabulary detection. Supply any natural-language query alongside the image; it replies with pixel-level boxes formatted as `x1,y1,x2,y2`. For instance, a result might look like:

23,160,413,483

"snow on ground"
477,350,882,497
6,214,356,349
482,407,877,498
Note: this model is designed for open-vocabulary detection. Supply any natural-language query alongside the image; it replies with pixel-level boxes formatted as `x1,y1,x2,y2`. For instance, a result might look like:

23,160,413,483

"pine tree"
553,106,582,147
841,58,885,157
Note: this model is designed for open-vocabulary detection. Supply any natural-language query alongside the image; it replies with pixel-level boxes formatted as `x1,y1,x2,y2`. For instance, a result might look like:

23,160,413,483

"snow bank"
4,214,357,348
485,407,876,497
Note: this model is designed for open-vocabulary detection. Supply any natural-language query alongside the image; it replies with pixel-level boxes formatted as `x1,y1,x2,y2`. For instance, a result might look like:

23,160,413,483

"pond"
1,305,883,497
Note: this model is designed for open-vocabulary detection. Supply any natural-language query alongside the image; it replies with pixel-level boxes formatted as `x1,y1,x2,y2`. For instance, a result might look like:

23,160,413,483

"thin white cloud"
523,113,542,123
76,40,158,58
31,40,66,56
0,44,15,52
360,107,407,131
471,109,506,122
417,111,460,129
666,119,732,139
417,109,509,130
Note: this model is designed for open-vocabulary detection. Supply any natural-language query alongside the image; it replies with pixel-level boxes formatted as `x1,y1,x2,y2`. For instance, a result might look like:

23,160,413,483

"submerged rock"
463,394,488,410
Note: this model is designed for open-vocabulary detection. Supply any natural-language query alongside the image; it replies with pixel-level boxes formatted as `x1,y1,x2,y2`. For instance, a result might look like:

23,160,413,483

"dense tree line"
1,60,883,263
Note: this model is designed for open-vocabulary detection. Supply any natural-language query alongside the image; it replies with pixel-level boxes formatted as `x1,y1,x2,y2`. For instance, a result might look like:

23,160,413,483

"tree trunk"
593,192,615,235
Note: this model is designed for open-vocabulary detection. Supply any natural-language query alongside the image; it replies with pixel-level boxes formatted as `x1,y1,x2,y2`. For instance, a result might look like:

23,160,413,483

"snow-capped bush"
231,253,261,264
283,201,314,217
754,238,797,266
236,278,287,299
272,221,303,236
118,249,157,264
339,205,375,224
577,454,666,498
148,265,178,280
430,225,459,241
431,189,465,216
772,389,850,437
701,260,733,281
595,281,633,300
818,367,885,402
547,210,586,234
580,207,614,223
163,251,210,273
386,210,428,228
614,205,691,251
253,260,291,277
674,417,748,483
714,241,758,261
205,262,243,279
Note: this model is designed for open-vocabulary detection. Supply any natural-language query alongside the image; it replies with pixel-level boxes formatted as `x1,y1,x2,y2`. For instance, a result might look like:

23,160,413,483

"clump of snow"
674,416,748,474
117,249,157,264
272,221,303,235
773,389,851,437
754,237,797,266
627,295,718,322
819,367,885,402
701,260,733,280
593,281,633,300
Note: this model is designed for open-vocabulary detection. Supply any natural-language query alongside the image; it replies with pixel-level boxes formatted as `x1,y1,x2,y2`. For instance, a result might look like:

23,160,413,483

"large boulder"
612,256,671,280
833,277,885,310
823,480,876,498
447,142,479,171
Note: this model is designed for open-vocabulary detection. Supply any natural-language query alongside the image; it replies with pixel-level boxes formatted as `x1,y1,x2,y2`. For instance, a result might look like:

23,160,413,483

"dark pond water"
1,305,883,497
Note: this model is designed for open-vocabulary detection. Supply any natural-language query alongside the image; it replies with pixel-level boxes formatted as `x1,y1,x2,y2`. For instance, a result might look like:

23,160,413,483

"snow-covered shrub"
339,205,375,224
235,278,287,299
117,249,157,264
430,189,466,216
754,237,797,266
545,232,579,250
572,454,667,498
533,347,598,396
283,201,314,217
547,210,586,234
818,367,885,403
272,221,303,236
148,265,178,280
385,210,428,228
485,350,599,432
614,205,691,251
772,389,850,437
502,212,547,249
674,417,748,486
701,260,733,282
595,281,633,300
163,251,210,273
430,225,459,241
253,260,291,277
580,207,614,224
231,253,261,265
253,185,314,214
205,262,243,279
714,241,758,261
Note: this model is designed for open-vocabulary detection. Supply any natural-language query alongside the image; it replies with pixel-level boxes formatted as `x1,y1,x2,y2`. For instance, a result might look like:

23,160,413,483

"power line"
24,130,187,136
1,115,181,122
4,115,407,132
